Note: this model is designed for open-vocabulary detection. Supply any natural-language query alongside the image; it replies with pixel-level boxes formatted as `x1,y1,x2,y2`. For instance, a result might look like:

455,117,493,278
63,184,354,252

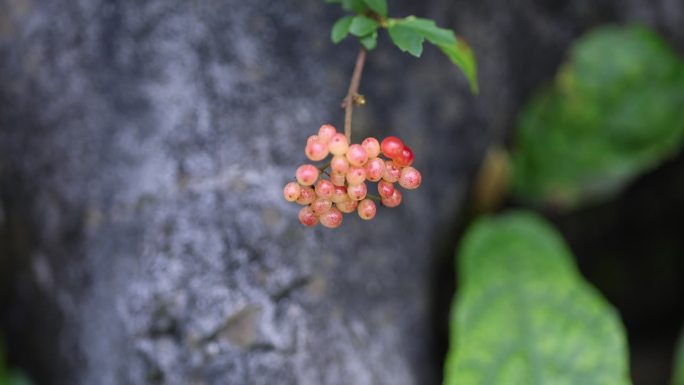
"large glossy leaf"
673,330,684,385
512,26,684,209
444,211,631,385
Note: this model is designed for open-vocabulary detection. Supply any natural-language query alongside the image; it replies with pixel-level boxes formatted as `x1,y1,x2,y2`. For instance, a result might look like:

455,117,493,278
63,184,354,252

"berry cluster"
283,124,422,228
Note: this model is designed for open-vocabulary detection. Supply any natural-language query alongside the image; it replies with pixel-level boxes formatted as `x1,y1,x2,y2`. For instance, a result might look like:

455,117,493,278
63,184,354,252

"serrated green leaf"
360,31,378,50
349,16,379,37
388,25,424,57
362,0,387,17
439,39,478,94
396,16,456,45
331,16,354,44
673,330,684,385
445,211,631,385
341,0,367,13
511,25,684,209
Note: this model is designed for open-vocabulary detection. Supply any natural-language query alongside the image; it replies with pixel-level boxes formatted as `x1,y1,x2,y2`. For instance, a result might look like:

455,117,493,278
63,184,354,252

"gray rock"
0,0,682,384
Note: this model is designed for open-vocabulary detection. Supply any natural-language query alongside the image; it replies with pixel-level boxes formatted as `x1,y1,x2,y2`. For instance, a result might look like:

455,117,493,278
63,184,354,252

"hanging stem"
343,47,367,141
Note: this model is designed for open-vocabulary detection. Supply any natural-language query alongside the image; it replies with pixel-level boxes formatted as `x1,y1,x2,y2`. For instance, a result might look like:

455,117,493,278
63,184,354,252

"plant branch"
343,47,367,141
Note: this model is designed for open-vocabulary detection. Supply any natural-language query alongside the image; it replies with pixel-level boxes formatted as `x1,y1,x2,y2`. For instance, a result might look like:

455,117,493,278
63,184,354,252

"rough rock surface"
0,0,682,384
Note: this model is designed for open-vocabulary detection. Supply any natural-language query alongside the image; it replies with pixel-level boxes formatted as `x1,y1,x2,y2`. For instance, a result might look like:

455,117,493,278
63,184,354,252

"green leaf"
445,211,631,385
362,0,387,17
349,15,379,37
395,16,456,45
360,31,378,50
673,330,684,385
512,25,684,209
388,25,424,57
439,38,478,94
341,0,367,13
331,16,354,44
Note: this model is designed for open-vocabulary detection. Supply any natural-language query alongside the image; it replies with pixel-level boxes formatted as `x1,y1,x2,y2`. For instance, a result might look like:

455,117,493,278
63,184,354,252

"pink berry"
394,146,414,167
381,189,402,208
329,133,349,156
362,137,381,158
298,206,318,227
296,187,316,205
346,144,368,167
318,124,337,143
381,136,404,159
315,179,335,199
296,164,319,186
336,199,358,213
319,207,343,228
330,173,346,187
331,185,349,203
305,136,330,161
364,158,385,182
331,155,349,175
399,166,422,189
382,160,401,183
283,182,301,202
357,199,377,220
377,180,395,198
347,182,367,201
346,166,366,185
311,198,332,215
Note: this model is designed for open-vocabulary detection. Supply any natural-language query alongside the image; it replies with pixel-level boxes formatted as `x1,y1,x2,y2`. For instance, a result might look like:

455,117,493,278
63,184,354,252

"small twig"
343,47,367,141
366,194,382,201
317,161,331,172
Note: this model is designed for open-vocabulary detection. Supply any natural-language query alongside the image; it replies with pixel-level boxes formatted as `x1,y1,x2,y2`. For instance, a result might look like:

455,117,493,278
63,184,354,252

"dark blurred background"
1,0,683,384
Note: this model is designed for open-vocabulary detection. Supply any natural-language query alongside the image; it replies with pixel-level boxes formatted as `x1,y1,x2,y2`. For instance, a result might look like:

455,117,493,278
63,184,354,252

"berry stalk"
343,47,367,141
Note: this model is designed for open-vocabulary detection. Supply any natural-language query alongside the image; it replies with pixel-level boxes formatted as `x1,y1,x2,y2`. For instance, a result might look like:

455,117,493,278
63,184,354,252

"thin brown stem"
343,47,367,141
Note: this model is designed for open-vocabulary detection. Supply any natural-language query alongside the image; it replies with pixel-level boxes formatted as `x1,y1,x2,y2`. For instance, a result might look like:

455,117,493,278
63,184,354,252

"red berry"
362,137,381,158
329,133,349,155
296,187,316,205
394,146,414,167
319,207,343,228
296,164,319,186
311,198,332,215
381,189,402,208
305,136,329,161
377,180,395,198
331,185,349,203
298,206,318,227
347,182,367,201
315,179,335,199
357,199,377,220
382,160,401,183
346,144,368,167
336,199,358,213
364,158,385,182
330,172,346,187
346,166,366,185
283,182,301,202
331,155,349,175
318,124,337,143
399,166,421,189
380,136,404,159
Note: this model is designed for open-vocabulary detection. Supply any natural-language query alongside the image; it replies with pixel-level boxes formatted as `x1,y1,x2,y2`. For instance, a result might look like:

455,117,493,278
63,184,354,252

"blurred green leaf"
396,16,456,45
388,25,424,57
360,31,378,50
362,0,387,17
341,0,367,13
512,25,684,209
444,211,631,385
349,16,379,37
439,38,479,94
331,16,354,43
673,330,684,385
